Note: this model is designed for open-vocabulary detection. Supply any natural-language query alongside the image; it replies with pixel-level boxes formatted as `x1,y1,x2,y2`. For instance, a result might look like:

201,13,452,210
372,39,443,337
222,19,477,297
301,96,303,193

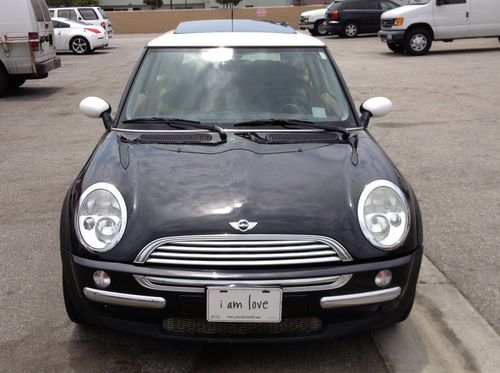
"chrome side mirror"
80,96,114,130
359,97,392,128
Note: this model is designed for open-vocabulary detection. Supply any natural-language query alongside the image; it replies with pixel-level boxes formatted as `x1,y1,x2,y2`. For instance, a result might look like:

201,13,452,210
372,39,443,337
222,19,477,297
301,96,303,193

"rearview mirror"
359,97,392,128
80,97,114,129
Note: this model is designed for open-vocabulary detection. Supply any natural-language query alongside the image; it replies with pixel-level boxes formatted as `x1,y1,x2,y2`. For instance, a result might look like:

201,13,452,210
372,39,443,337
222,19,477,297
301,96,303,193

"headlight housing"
357,180,410,250
75,183,127,253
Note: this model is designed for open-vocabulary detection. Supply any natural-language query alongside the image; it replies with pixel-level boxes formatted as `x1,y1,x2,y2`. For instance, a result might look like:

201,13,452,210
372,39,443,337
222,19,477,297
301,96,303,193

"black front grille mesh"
163,317,322,336
139,133,212,143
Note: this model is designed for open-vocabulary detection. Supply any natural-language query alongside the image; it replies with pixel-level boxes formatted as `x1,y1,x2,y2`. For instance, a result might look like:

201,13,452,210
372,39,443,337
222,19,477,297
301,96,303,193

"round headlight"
357,180,410,250
75,183,127,253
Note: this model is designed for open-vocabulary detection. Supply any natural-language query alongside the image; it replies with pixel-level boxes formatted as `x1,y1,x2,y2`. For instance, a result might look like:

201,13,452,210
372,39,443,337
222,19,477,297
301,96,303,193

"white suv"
49,7,113,38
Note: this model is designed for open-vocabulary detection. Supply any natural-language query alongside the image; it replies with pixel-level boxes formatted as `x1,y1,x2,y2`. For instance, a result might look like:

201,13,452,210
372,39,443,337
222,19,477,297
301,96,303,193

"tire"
0,65,8,96
313,20,328,37
70,36,90,55
387,43,405,53
7,77,26,90
342,22,359,38
63,274,87,324
404,28,432,56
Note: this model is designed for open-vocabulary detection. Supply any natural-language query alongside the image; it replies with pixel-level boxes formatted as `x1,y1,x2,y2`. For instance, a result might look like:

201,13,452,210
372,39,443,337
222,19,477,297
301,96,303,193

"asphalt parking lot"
1,34,499,372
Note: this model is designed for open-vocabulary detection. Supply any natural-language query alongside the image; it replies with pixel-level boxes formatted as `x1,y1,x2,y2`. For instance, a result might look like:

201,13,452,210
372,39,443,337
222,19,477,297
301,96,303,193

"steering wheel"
251,86,311,113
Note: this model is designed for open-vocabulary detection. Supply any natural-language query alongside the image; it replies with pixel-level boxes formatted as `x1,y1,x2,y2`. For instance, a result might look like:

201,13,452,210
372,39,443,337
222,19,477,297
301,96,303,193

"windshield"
122,47,354,128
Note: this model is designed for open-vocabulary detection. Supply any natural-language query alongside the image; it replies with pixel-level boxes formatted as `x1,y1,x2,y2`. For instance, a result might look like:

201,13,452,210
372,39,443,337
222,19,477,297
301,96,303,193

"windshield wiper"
122,117,227,142
233,119,350,139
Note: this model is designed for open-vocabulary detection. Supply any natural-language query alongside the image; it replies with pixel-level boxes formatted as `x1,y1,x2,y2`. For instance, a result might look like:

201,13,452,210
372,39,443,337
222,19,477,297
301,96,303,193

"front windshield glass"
122,47,355,127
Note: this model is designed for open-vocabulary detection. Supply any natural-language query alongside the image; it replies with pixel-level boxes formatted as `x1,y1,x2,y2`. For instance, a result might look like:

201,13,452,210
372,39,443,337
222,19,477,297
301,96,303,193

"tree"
143,0,164,8
215,0,242,7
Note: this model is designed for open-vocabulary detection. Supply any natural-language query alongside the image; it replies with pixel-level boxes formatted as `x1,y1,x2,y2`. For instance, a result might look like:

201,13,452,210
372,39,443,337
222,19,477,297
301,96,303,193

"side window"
60,22,70,29
58,10,69,19
49,10,54,17
52,21,59,29
380,1,399,10
365,1,378,10
438,0,466,4
79,8,99,20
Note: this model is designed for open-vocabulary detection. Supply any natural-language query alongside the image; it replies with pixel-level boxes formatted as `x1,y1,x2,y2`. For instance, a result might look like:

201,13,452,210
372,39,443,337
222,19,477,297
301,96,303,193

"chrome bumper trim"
83,287,166,309
320,286,401,309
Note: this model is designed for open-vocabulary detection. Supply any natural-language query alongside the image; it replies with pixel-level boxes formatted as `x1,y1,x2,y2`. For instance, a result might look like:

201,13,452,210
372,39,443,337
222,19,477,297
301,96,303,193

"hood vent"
138,133,213,144
265,133,341,143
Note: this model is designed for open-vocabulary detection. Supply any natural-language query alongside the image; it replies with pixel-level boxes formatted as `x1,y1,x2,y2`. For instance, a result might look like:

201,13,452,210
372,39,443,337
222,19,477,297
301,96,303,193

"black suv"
325,0,400,37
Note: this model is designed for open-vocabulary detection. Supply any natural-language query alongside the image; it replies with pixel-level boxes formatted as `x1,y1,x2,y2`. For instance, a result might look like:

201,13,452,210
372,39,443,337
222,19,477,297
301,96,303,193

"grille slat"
154,243,330,253
146,256,341,267
135,273,352,293
150,250,335,260
135,234,352,268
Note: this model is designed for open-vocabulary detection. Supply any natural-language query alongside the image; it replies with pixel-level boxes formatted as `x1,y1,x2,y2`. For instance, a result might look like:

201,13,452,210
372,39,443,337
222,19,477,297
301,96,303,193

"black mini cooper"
61,20,422,342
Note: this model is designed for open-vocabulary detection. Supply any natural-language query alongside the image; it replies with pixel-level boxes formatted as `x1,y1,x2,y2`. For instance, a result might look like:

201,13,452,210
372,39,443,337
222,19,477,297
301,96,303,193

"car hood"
301,8,326,17
73,131,419,261
382,5,424,19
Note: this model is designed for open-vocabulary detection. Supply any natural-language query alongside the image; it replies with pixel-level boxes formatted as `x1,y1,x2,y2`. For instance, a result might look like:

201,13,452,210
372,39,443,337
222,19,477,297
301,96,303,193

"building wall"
107,5,324,33
99,0,327,10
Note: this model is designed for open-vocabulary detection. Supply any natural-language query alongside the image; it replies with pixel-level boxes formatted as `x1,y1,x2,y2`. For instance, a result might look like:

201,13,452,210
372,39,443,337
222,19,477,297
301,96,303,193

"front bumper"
62,247,422,342
378,29,406,43
299,21,315,30
324,21,342,34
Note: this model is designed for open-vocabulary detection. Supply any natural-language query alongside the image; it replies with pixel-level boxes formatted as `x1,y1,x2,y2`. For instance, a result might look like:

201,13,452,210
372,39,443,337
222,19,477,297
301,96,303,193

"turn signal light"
394,18,404,26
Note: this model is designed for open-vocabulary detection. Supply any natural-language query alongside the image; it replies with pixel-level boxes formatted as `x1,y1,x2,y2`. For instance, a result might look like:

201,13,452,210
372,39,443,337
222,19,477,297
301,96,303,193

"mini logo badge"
230,219,258,232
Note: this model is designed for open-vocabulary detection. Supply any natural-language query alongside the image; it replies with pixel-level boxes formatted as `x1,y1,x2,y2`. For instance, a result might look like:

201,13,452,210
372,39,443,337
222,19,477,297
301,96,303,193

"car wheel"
387,43,405,53
63,274,87,324
342,22,359,38
70,36,90,55
7,77,26,90
314,20,328,37
0,65,8,96
404,28,432,56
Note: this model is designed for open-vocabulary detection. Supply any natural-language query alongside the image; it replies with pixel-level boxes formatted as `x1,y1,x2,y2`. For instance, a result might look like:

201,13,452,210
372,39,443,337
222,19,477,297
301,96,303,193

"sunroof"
175,19,296,34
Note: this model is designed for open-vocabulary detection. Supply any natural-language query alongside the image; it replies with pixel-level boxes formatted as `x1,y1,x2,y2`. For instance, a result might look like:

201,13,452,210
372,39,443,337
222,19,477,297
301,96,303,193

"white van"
0,0,60,95
378,0,500,55
49,7,113,38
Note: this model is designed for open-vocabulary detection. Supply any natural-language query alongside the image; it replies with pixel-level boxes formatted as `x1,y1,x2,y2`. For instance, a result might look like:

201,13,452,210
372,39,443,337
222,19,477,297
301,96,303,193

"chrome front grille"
134,234,352,268
163,317,322,336
381,19,394,29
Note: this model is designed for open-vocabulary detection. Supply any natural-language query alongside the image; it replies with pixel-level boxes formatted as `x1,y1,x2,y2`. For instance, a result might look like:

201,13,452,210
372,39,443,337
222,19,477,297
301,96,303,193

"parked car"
61,19,423,342
325,0,401,37
379,0,500,55
52,17,107,55
300,7,329,36
49,6,113,38
0,0,60,95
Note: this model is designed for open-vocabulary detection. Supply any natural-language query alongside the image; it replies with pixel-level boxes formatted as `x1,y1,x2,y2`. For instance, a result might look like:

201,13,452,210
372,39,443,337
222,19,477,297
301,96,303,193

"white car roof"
147,20,325,48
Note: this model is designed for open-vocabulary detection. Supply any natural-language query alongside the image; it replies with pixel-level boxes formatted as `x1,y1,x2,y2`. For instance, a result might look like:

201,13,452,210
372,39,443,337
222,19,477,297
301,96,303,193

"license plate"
207,287,282,323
